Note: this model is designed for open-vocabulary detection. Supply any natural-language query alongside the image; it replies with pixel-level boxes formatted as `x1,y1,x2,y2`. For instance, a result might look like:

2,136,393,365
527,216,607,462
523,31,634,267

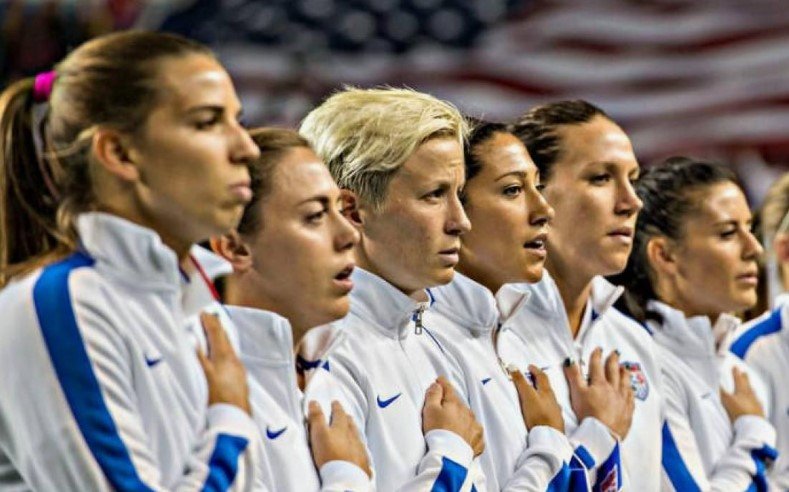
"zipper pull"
412,305,425,335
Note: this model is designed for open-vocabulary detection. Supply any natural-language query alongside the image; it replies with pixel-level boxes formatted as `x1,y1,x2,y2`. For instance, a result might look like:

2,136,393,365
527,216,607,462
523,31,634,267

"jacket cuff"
424,429,474,468
207,403,259,440
526,425,574,463
569,417,618,469
319,460,372,491
733,415,777,448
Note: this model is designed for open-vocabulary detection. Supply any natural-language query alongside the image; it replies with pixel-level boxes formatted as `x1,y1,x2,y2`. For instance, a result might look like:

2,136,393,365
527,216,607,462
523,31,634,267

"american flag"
159,0,789,202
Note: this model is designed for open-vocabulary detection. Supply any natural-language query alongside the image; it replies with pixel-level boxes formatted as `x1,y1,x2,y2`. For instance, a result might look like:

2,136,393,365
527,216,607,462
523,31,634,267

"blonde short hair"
299,87,468,209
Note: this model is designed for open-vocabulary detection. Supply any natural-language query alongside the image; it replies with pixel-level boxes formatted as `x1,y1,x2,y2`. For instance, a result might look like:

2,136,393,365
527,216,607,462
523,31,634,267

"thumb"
424,381,444,409
307,400,328,433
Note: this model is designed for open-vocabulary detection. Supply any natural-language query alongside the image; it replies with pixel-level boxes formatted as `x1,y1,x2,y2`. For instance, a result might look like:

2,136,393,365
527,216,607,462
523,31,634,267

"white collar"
225,305,294,366
77,212,231,317
347,267,433,340
430,272,498,333
647,300,741,356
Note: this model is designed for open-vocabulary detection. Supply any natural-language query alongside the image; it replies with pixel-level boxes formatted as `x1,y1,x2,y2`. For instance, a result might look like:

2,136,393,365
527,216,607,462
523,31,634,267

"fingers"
307,400,327,432
436,376,457,403
196,346,209,372
618,366,632,397
719,387,733,407
588,347,605,385
563,357,586,390
529,365,554,396
200,312,231,358
732,367,752,394
424,381,444,409
510,367,537,404
605,350,621,387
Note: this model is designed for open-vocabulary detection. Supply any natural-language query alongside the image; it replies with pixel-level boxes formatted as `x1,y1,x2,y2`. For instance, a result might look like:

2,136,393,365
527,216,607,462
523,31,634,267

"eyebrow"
186,105,243,119
297,196,330,206
712,218,752,227
494,170,526,182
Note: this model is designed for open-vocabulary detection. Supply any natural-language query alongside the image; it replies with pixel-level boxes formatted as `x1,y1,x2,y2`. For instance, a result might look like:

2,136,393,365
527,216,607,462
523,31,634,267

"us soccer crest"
621,361,649,400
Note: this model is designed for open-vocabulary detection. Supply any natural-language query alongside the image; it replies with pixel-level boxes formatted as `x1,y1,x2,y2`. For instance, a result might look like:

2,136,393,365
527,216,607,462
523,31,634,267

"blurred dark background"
2,0,787,206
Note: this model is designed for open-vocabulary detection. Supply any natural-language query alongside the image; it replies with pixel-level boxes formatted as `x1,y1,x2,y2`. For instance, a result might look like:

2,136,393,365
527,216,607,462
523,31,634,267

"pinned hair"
613,156,740,320
512,100,610,182
0,31,213,285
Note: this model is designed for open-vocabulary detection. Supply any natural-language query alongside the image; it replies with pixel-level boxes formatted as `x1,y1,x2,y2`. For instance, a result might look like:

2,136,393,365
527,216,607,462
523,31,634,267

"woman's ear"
91,128,139,182
340,189,364,228
774,233,789,263
646,236,678,278
209,231,253,274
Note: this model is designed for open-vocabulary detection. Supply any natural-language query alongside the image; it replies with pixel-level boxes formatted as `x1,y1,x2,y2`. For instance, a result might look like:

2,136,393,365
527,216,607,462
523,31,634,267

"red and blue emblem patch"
621,361,649,401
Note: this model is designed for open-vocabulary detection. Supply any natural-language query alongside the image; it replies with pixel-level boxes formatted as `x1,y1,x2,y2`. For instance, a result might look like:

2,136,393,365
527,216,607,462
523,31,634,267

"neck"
654,280,720,325
546,255,593,338
96,203,193,261
355,246,426,300
456,263,500,296
224,276,312,346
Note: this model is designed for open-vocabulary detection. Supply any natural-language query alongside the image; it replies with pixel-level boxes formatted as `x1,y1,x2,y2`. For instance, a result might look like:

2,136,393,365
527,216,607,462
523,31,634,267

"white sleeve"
318,461,374,492
502,425,591,491
303,357,478,492
0,278,261,491
568,417,625,491
660,372,777,492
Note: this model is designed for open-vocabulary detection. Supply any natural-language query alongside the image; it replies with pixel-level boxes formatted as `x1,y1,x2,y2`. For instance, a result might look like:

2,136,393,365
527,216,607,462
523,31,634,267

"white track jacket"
496,273,664,492
730,294,789,490
226,305,372,491
648,300,778,492
0,213,261,491
428,272,619,491
302,267,482,491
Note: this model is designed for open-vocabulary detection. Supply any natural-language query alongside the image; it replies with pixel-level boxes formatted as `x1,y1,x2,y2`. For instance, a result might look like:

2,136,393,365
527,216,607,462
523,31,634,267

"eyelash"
306,209,327,223
503,185,523,197
590,174,611,184
195,117,220,130
424,189,445,200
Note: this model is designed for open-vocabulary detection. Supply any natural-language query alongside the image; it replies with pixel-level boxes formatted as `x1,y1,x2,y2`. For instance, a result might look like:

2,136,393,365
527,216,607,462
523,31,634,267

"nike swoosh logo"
266,426,287,440
377,393,402,408
145,355,163,367
481,377,492,385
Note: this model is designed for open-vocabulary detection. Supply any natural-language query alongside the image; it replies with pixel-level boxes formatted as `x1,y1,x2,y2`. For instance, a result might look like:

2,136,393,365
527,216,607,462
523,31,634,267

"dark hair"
511,100,610,182
614,156,741,320
461,118,513,198
0,31,213,286
237,127,313,236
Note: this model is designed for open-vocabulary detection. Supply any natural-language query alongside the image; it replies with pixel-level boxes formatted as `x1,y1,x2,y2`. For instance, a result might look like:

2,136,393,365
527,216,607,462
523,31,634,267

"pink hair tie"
32,71,57,102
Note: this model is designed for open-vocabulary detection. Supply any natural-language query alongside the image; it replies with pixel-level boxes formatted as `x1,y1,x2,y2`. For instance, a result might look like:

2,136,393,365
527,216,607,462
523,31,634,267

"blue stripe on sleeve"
431,457,468,492
573,445,596,469
730,309,782,359
661,422,701,492
749,445,778,492
546,462,572,492
33,252,154,492
593,442,621,492
202,434,249,491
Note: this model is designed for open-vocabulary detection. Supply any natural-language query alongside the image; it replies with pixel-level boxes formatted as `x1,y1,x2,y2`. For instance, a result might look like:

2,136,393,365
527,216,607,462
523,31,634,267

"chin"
522,267,544,284
733,291,758,311
430,268,456,287
600,255,629,276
